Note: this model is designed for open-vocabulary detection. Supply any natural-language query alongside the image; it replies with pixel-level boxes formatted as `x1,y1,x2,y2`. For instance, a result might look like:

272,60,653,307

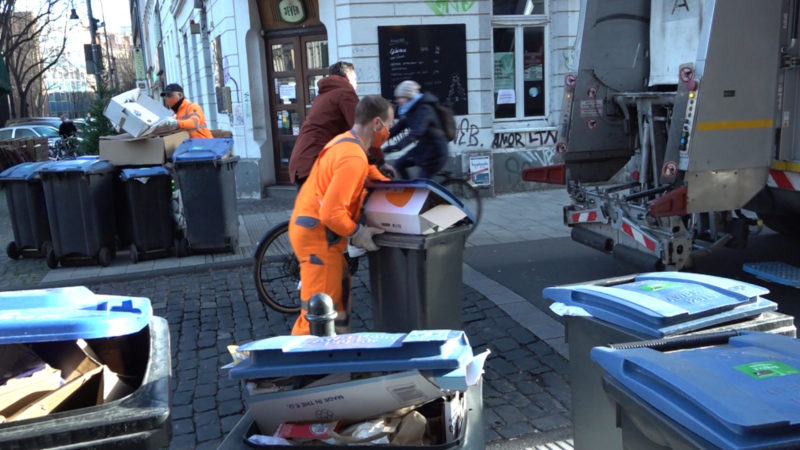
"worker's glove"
164,117,178,130
350,224,384,252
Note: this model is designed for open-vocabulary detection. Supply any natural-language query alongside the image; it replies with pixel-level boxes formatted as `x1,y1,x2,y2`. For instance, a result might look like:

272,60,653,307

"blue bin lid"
543,272,777,337
591,332,800,449
120,166,169,181
229,330,474,380
366,179,477,224
38,158,114,174
172,138,233,162
0,161,52,181
0,286,153,343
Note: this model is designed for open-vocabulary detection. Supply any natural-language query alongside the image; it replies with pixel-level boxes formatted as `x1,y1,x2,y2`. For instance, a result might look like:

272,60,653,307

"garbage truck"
524,0,800,270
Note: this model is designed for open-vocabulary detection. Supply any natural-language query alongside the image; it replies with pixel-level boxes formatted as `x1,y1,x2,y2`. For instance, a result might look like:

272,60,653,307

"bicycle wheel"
253,221,301,313
441,178,482,234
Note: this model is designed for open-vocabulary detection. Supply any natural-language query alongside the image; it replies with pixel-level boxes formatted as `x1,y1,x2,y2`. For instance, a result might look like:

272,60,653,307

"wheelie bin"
220,330,485,448
544,272,797,450
0,286,171,449
365,180,475,333
38,158,116,268
0,161,52,259
118,166,174,263
172,138,239,255
591,331,800,450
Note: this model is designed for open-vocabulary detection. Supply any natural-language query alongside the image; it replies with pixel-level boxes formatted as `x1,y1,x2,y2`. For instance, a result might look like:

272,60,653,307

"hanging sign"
278,0,306,24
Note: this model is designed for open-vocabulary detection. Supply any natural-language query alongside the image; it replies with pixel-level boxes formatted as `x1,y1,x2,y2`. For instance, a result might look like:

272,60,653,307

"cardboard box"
364,186,466,235
245,370,444,434
104,88,174,138
0,345,62,418
99,131,189,166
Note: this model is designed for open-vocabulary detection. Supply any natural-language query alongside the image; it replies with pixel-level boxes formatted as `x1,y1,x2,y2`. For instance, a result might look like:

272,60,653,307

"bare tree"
0,0,71,118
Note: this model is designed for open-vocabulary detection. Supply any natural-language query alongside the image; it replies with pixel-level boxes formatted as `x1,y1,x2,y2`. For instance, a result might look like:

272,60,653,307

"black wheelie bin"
219,330,485,449
118,166,174,263
592,331,800,449
0,161,52,259
38,158,117,268
0,286,171,449
364,180,475,333
544,272,797,450
172,138,239,255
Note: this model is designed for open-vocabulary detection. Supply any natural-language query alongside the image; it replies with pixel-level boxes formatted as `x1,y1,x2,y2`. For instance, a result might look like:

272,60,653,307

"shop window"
492,1,547,120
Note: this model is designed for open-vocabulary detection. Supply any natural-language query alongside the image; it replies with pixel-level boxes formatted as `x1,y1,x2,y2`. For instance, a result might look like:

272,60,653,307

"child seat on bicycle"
384,80,449,180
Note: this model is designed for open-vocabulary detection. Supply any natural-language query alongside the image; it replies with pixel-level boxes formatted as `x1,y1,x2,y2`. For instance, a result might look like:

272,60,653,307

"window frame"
491,9,550,126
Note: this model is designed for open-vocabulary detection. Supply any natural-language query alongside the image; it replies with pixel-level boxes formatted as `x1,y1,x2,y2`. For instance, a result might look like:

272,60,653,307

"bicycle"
253,220,361,314
50,136,79,160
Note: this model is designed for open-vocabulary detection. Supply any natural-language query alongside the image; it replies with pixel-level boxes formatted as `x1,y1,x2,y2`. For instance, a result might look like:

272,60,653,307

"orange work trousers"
288,216,350,335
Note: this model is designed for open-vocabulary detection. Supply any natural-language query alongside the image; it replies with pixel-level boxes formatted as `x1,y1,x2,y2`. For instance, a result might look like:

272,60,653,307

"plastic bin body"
0,162,52,257
368,225,470,333
39,159,116,265
173,138,239,253
223,330,483,448
592,332,800,449
119,167,174,261
0,287,171,449
543,272,797,450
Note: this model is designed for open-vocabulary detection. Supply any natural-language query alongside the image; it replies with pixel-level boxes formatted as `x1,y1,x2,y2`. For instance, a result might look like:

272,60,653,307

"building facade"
132,0,580,198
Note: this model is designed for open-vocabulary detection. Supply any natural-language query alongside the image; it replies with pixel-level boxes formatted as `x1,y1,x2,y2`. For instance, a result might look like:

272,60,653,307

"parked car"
0,125,62,157
5,117,86,134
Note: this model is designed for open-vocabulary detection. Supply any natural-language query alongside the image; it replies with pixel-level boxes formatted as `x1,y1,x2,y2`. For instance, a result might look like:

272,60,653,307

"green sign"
638,281,677,292
278,0,306,24
735,361,800,380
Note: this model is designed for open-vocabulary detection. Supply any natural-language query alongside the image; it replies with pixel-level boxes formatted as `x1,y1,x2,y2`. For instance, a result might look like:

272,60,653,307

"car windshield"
33,126,59,137
0,129,12,139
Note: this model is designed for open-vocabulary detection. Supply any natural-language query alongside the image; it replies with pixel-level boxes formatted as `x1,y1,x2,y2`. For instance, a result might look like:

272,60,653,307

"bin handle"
606,330,741,352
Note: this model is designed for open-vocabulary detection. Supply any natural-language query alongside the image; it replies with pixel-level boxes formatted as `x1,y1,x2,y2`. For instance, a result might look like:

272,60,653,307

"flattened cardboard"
99,131,188,166
245,370,444,435
364,187,466,235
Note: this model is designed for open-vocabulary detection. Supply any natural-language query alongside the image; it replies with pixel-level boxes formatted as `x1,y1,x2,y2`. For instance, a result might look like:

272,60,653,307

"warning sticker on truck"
579,99,604,118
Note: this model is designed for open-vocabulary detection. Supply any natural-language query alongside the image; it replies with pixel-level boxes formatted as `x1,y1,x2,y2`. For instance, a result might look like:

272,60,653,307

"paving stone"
169,433,196,450
171,404,193,420
493,405,526,425
216,386,242,402
194,410,220,427
195,423,222,443
490,337,520,353
530,413,572,432
221,414,244,434
193,396,216,413
172,418,194,435
194,383,217,399
497,420,535,439
540,352,569,373
218,399,244,416
507,326,538,345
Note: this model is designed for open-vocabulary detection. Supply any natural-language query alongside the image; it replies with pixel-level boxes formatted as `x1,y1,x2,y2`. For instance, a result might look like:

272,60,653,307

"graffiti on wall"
426,0,476,15
454,118,480,147
491,129,557,149
494,147,558,190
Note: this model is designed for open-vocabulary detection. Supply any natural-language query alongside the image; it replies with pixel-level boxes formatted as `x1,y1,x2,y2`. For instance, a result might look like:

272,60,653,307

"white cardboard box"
104,88,174,138
364,186,466,235
245,370,444,434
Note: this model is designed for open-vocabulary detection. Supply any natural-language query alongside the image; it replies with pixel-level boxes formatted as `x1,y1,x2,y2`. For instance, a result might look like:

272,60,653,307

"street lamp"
69,1,102,90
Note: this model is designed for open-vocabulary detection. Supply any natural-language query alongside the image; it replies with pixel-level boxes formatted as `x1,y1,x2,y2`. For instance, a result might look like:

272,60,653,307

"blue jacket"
389,92,449,168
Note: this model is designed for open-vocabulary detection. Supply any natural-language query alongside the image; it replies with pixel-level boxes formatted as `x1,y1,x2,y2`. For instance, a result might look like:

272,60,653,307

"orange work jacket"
176,100,213,139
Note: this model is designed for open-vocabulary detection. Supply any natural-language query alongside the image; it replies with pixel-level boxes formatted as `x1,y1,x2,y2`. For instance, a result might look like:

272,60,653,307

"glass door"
266,34,328,184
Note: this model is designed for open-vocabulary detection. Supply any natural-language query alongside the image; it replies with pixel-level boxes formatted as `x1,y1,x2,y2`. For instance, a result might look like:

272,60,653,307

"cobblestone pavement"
86,261,572,449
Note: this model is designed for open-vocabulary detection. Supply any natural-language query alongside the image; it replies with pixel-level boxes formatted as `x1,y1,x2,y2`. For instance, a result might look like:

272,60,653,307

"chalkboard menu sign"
378,24,468,115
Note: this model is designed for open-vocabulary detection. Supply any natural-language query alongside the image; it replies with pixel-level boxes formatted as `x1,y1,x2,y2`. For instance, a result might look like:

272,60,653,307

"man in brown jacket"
288,62,359,186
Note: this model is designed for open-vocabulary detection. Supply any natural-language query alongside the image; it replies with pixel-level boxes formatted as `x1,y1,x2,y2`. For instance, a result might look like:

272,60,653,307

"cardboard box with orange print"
364,181,468,235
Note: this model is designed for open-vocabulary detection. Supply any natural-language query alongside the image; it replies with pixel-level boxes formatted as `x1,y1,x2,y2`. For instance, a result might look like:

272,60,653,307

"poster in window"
378,24,468,115
524,51,543,81
493,52,514,91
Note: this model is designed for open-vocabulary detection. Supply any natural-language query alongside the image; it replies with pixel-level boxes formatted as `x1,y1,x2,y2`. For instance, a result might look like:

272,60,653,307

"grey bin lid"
543,272,777,337
591,332,800,449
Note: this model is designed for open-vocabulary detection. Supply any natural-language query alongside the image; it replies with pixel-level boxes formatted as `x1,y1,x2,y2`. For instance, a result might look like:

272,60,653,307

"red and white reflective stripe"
621,219,658,252
767,169,800,190
570,211,598,224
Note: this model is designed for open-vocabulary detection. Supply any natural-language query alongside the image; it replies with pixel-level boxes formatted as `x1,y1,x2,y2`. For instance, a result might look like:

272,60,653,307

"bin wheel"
6,242,20,260
46,248,58,269
39,241,52,259
130,244,140,264
98,247,112,267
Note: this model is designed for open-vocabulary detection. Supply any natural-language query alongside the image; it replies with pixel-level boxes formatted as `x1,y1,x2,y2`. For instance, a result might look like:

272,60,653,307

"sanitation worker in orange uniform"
289,95,394,335
160,83,213,139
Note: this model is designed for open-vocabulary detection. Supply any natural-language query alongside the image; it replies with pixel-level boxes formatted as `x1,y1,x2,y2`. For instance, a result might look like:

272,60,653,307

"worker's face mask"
374,118,390,147
165,93,181,108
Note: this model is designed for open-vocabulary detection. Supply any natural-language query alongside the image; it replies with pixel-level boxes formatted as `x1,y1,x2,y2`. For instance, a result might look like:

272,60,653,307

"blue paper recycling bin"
0,286,171,449
38,158,117,268
543,272,797,450
0,161,52,259
220,330,485,448
172,138,239,255
592,332,800,449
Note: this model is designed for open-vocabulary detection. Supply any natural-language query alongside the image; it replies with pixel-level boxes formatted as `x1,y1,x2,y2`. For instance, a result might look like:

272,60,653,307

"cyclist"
58,115,78,139
383,80,449,180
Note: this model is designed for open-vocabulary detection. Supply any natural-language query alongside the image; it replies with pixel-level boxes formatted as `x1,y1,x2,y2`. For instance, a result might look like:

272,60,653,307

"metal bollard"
306,293,337,337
